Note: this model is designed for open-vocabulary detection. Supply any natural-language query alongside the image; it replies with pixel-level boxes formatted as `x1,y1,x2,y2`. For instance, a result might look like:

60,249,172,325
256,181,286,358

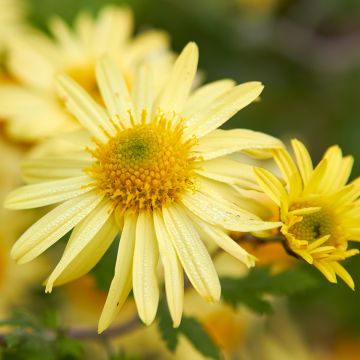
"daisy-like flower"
5,42,283,331
0,5,171,141
254,139,360,288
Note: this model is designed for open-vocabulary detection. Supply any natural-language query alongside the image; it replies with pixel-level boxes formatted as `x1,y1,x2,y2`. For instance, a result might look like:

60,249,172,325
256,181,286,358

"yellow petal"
162,204,220,302
56,74,114,141
52,215,118,287
153,210,184,327
11,191,103,263
185,82,264,138
331,262,355,290
45,199,114,292
183,79,235,118
303,158,328,195
291,139,313,186
181,188,281,232
191,215,256,268
98,212,137,333
133,211,159,325
4,176,93,209
96,56,134,128
155,42,198,115
194,129,283,160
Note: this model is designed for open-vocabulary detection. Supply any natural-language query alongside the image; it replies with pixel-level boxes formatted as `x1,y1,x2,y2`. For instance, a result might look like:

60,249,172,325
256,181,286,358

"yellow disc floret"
288,201,342,244
87,114,197,212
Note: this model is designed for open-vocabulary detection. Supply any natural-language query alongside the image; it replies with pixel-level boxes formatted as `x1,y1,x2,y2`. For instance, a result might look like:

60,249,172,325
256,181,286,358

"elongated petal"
185,82,263,138
98,212,137,333
56,74,114,141
162,204,220,302
291,139,313,186
191,215,256,267
153,210,184,327
273,148,302,199
131,64,154,123
196,157,260,190
253,167,289,209
303,159,328,195
11,191,103,263
155,42,198,115
194,129,283,160
4,176,93,209
45,199,114,292
21,156,91,183
181,189,281,232
52,215,118,287
133,211,159,325
183,79,235,118
96,56,134,128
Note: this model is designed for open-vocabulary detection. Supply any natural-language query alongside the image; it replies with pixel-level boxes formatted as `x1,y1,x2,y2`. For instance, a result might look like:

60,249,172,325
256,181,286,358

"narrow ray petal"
11,191,103,263
162,204,220,302
98,212,137,333
133,212,159,325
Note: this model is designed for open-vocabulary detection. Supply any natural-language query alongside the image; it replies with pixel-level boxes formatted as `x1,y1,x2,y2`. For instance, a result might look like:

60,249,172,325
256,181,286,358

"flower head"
0,6,172,141
254,139,360,288
5,42,282,331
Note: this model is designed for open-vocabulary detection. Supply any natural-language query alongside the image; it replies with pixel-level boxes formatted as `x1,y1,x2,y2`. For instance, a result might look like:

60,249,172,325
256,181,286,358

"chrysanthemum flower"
254,139,360,288
5,42,282,331
0,5,171,141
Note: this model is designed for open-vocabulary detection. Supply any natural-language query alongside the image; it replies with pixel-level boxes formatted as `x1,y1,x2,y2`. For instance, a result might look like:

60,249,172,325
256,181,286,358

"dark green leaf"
157,298,179,352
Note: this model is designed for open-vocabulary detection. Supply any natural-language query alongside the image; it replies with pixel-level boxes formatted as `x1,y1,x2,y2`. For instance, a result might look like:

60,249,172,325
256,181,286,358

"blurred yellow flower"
5,42,283,331
0,0,25,50
254,139,360,288
0,5,172,141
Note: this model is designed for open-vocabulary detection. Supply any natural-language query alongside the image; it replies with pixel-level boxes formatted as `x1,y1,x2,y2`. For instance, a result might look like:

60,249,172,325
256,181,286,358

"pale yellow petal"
162,204,220,302
194,129,283,160
11,191,103,263
4,176,93,209
56,74,114,141
291,139,313,185
191,215,256,267
52,215,118,287
133,211,159,325
273,148,302,199
181,189,281,232
45,199,114,292
153,210,184,327
185,82,264,138
183,79,235,118
21,156,91,183
98,212,137,333
155,42,198,115
131,64,154,123
196,157,260,191
96,56,135,128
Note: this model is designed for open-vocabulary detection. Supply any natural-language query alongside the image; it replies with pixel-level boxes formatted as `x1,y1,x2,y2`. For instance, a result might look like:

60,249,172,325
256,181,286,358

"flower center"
289,202,334,241
87,115,197,212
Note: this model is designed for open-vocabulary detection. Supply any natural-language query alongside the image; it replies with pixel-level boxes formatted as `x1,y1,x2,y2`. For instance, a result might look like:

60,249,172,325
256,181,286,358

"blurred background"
0,0,359,359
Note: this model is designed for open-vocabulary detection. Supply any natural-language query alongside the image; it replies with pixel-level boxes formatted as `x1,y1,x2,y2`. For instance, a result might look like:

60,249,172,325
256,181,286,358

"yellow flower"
0,0,25,50
5,42,282,331
0,5,172,141
254,139,360,288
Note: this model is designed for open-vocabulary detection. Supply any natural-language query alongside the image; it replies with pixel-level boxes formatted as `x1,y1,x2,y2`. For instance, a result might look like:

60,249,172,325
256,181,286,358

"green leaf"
157,298,179,352
221,267,319,314
157,298,222,359
180,317,222,360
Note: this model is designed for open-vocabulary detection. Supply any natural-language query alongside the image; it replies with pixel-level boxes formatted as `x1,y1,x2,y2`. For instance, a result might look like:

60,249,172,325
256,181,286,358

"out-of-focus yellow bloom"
0,0,25,51
0,5,172,141
254,139,360,288
0,137,47,316
5,42,283,331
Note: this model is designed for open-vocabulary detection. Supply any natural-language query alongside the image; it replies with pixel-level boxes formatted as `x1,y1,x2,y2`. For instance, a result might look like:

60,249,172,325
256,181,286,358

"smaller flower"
254,139,360,288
